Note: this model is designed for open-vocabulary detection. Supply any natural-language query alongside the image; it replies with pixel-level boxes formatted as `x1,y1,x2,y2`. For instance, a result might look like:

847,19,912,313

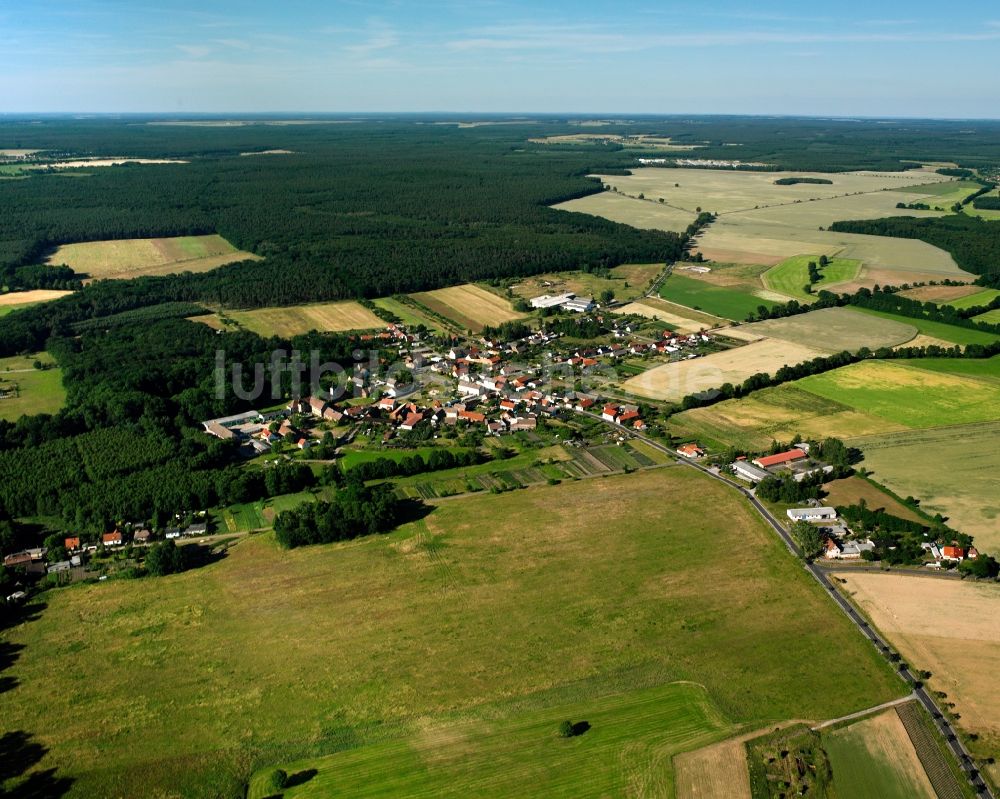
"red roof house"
753,449,807,469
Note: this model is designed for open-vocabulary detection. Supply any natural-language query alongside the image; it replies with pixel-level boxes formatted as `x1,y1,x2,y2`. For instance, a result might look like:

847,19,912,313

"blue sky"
2,0,999,116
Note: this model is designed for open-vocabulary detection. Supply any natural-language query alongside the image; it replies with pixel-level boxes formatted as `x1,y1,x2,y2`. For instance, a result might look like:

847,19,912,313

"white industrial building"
786,507,838,522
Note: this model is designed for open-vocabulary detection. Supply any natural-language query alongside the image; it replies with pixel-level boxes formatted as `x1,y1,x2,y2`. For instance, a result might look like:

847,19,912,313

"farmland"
622,339,824,401
197,301,385,336
511,262,663,305
44,234,261,280
614,299,717,332
899,354,1000,383
822,476,926,524
371,297,445,332
553,191,696,234
946,288,1000,310
851,422,1000,552
737,307,917,353
836,572,1000,776
975,309,1000,325
823,710,936,799
0,289,73,312
410,284,526,332
659,273,776,320
0,469,903,798
0,352,66,421
762,254,860,300
850,307,1000,346
795,361,1000,429
670,384,904,450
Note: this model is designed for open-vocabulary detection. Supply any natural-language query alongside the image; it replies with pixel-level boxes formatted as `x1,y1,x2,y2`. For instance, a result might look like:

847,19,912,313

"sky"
1,0,999,116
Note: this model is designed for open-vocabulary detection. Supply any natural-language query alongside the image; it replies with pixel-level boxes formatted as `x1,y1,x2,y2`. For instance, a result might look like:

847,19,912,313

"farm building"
731,460,770,483
787,507,837,522
753,449,808,469
677,443,704,458
530,293,575,309
563,297,596,313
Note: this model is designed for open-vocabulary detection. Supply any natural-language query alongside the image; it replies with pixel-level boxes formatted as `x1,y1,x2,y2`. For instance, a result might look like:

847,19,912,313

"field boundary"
896,701,966,799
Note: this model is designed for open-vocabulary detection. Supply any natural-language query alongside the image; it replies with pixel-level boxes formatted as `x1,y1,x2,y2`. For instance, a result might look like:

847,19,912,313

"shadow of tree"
0,731,73,796
286,768,318,788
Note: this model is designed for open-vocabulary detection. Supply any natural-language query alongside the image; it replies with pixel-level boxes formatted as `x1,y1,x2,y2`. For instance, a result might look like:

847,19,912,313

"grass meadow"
659,273,775,321
739,307,916,353
1,469,904,798
898,354,1000,383
0,352,65,421
945,288,1000,310
762,254,860,301
975,308,1000,325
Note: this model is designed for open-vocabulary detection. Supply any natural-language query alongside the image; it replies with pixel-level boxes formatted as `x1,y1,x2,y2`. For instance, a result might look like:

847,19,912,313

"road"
576,408,994,798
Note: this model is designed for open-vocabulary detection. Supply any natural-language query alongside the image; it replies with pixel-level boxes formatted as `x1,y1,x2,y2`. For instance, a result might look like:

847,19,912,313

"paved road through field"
576,408,994,798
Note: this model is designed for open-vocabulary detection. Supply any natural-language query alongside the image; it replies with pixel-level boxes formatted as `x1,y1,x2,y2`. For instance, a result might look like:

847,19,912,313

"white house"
786,507,837,522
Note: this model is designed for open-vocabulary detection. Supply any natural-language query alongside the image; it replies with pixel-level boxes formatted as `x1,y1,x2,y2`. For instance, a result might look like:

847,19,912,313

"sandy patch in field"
0,149,42,157
615,301,707,333
836,573,1000,747
0,289,73,306
622,339,825,401
239,149,295,156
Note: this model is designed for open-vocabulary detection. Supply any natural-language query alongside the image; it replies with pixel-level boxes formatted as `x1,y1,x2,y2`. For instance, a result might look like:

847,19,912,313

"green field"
898,354,1000,383
851,307,999,346
762,255,861,301
250,681,730,799
796,361,1000,429
853,421,1000,552
823,711,936,799
1,468,903,797
0,352,66,421
946,288,1000,310
975,308,1000,325
897,179,982,208
659,273,776,320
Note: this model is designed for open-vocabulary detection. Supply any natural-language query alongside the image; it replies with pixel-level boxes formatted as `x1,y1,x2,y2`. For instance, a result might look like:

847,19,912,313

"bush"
558,720,574,738
263,768,287,795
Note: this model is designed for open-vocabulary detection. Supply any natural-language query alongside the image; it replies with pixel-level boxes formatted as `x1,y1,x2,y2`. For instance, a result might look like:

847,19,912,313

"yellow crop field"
553,192,697,233
0,289,73,308
622,339,825,401
411,283,526,331
205,301,385,336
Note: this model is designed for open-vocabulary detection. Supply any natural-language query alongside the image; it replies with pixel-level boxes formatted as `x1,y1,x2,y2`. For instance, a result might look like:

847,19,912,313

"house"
297,437,311,450
941,545,965,561
322,406,344,423
165,527,182,540
102,531,123,547
457,379,483,397
510,417,537,432
824,539,842,559
731,460,771,483
617,410,640,425
457,410,486,424
839,540,875,559
786,507,837,522
185,522,208,537
677,443,704,459
133,528,152,544
753,449,808,469
64,536,81,551
47,560,71,574
601,405,620,422
3,551,34,568
399,412,424,431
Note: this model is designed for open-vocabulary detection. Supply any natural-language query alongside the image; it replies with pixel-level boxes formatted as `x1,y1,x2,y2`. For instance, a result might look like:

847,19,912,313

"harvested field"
615,300,712,332
824,709,936,799
622,339,824,401
45,234,260,280
852,422,1000,550
29,157,188,169
899,284,986,303
670,385,902,451
371,297,444,332
836,572,1000,765
893,333,954,350
0,289,73,307
512,263,663,305
737,307,916,353
675,726,782,799
798,361,1000,428
411,284,526,332
586,167,950,215
822,476,925,523
203,301,385,336
553,191,696,233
